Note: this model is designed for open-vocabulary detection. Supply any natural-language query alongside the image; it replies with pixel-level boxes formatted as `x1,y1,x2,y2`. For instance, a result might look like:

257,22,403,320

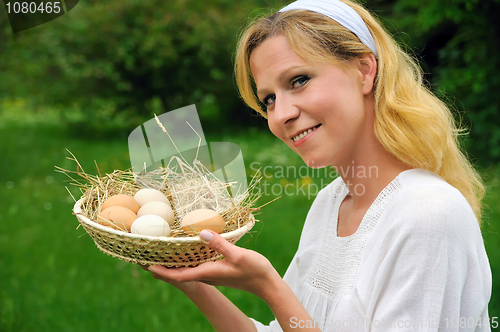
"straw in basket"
61,154,262,267
59,108,264,267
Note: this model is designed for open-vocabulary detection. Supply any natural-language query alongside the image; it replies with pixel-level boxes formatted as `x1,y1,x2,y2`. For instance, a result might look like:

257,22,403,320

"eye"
262,94,276,107
291,75,309,89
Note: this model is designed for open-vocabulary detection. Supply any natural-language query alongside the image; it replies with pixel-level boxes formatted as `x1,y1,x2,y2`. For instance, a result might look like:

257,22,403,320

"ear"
356,54,377,95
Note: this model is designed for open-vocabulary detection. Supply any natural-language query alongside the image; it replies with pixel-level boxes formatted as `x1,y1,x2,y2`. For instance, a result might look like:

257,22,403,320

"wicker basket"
73,198,255,267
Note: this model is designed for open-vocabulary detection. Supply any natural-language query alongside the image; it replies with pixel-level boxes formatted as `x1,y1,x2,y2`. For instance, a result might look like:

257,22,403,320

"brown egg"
101,194,140,214
181,209,225,235
98,206,137,232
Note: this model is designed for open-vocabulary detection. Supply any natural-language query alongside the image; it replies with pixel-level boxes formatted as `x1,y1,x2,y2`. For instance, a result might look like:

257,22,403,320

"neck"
337,94,412,210
336,143,411,211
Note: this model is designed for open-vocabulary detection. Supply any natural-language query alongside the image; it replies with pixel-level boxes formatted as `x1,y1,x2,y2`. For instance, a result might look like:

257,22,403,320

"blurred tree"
0,0,286,136
365,0,500,165
1,0,499,164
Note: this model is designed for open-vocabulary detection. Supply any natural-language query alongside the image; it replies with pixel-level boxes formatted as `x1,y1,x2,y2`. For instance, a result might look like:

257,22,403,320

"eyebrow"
256,88,270,99
256,65,308,97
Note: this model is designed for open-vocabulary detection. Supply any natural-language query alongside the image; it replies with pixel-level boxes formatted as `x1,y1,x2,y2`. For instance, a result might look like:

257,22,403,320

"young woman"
143,0,492,331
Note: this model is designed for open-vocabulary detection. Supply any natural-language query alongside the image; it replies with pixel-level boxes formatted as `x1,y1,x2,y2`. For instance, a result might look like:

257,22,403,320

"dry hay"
56,150,263,237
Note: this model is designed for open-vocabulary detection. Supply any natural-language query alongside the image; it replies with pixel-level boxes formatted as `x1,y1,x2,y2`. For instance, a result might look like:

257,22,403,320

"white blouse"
251,169,492,331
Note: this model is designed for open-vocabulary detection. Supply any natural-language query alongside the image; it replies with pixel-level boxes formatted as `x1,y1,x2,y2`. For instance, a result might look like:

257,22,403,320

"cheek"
267,118,290,144
318,89,365,126
267,118,280,138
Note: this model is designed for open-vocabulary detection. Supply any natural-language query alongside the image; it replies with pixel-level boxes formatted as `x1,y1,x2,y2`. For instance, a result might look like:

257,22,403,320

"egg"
98,206,137,232
131,215,171,237
181,209,225,235
134,188,171,207
137,201,175,226
101,194,140,213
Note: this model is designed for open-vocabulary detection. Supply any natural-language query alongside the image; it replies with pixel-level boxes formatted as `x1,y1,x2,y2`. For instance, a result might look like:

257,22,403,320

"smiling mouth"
292,125,321,142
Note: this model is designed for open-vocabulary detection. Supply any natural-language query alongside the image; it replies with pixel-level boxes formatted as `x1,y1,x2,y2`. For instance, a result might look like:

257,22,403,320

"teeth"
293,127,316,142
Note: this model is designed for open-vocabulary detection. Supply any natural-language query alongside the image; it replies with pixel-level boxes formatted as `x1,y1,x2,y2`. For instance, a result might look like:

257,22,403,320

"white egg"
134,188,171,207
137,201,175,226
130,215,171,237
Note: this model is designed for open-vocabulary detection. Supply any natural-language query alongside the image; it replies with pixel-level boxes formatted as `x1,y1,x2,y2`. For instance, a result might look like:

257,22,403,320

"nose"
271,94,300,126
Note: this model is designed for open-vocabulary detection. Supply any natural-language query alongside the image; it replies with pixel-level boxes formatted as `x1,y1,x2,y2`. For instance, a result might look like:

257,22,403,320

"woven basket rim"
73,197,255,244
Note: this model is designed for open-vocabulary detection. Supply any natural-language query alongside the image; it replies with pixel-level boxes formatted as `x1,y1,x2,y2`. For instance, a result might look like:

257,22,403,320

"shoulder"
361,169,489,288
390,168,475,221
381,169,480,242
358,169,491,314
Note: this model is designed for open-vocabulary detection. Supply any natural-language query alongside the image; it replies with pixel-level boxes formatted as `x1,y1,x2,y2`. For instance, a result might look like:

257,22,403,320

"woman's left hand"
146,229,280,299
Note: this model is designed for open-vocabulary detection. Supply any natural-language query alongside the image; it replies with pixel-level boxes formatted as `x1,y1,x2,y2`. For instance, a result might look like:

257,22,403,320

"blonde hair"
234,0,485,224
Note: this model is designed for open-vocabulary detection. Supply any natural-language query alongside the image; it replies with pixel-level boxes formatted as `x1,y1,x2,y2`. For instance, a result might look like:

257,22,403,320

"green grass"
1,108,499,331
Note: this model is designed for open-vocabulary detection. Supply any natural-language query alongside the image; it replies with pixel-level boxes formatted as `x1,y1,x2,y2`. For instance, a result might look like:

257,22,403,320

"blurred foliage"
0,0,287,137
365,0,500,165
0,0,499,163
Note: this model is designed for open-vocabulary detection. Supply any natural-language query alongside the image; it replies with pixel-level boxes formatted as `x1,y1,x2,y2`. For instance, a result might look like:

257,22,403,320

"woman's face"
249,35,376,169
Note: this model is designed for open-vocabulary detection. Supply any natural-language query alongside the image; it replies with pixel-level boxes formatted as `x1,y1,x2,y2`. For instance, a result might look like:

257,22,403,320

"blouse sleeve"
359,183,492,332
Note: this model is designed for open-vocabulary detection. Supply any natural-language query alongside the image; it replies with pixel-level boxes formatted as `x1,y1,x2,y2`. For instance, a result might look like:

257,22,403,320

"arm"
147,230,321,332
260,273,322,332
183,282,257,332
147,262,256,332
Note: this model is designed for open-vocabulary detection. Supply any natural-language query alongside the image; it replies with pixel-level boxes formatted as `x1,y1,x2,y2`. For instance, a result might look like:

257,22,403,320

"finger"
148,265,203,282
138,264,150,271
199,229,240,261
149,265,203,283
149,261,230,284
148,265,173,280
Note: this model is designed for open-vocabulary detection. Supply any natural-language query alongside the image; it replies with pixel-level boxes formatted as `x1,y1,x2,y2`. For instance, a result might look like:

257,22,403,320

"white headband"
279,0,378,58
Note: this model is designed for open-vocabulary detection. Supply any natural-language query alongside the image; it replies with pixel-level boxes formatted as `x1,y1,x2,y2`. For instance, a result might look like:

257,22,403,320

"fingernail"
148,265,159,273
200,230,213,243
